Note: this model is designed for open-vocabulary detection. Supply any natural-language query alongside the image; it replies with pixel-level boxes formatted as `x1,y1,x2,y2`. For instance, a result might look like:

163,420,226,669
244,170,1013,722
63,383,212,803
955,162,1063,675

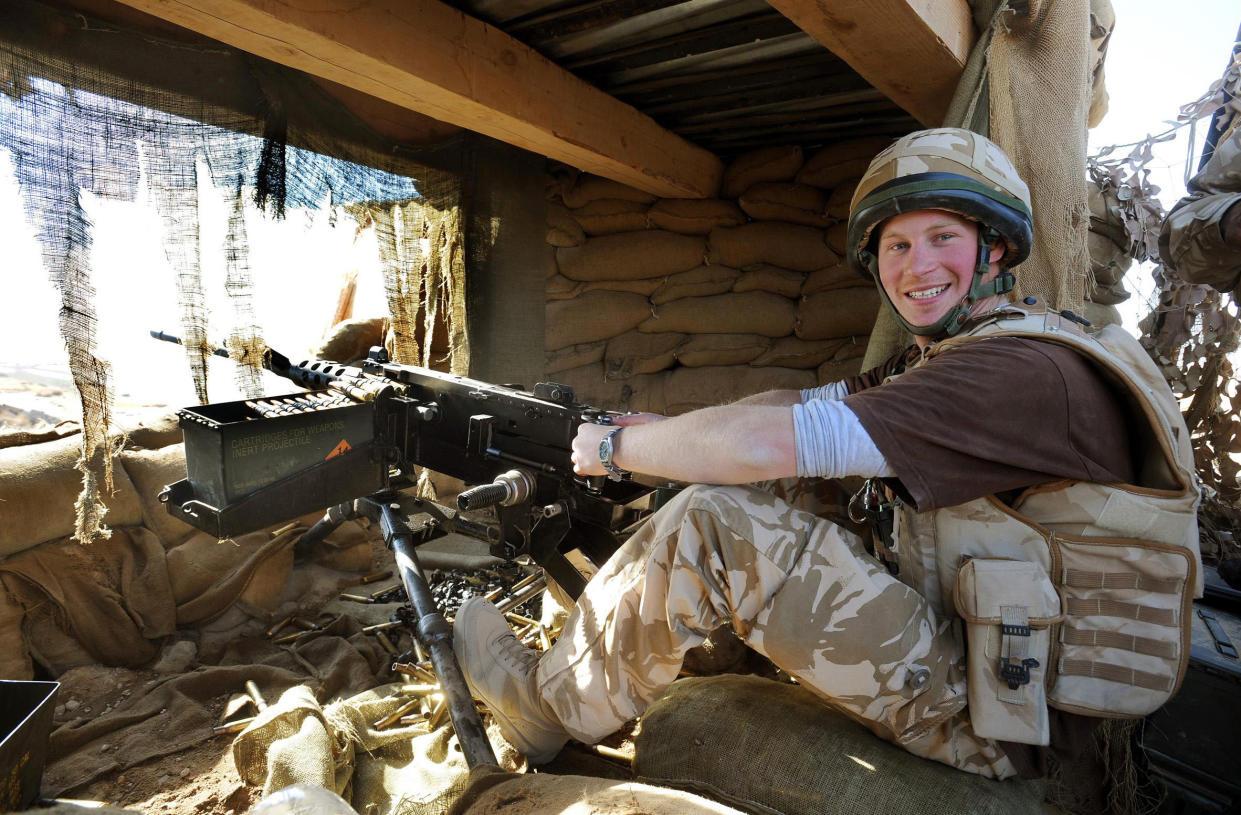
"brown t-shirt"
843,336,1135,511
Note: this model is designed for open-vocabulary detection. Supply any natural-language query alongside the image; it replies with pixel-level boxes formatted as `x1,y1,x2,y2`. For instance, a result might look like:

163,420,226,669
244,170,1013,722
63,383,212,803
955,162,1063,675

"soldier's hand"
572,423,612,476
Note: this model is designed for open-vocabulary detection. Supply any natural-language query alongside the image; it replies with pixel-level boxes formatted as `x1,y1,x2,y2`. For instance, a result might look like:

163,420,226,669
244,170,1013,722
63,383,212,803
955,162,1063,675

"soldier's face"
875,210,1002,334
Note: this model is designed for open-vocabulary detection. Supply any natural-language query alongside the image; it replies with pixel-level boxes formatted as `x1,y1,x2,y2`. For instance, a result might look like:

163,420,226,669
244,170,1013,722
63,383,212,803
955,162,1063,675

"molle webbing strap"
998,605,1033,704
1061,625,1178,660
1062,569,1184,595
1065,597,1178,627
1058,658,1174,693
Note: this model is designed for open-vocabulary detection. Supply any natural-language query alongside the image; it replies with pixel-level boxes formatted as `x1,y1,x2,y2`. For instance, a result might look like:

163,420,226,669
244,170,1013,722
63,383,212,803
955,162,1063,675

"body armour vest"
883,301,1201,744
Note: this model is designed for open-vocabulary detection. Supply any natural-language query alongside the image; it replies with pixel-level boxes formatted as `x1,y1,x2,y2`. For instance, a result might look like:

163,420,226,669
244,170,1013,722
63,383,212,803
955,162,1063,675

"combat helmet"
846,128,1033,338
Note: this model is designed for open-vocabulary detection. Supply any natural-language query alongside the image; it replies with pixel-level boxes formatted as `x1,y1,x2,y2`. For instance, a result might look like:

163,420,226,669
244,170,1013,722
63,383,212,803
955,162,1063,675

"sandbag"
825,179,860,221
549,276,664,300
545,291,652,350
456,770,747,815
803,263,862,294
547,274,583,300
572,198,650,235
1081,300,1122,330
0,527,174,669
1087,229,1131,287
738,182,831,227
556,231,706,281
1088,277,1130,306
0,585,32,679
796,288,881,340
0,436,143,558
561,174,657,208
550,363,634,410
641,292,796,337
634,675,1045,815
651,265,739,305
119,444,195,548
708,223,838,272
120,412,182,451
664,366,815,414
313,317,387,364
816,355,868,385
546,202,585,247
732,265,806,298
646,199,747,235
675,334,770,368
796,137,893,189
605,331,685,379
0,421,80,452
166,527,298,627
749,336,847,369
826,221,849,255
722,145,804,199
546,340,607,375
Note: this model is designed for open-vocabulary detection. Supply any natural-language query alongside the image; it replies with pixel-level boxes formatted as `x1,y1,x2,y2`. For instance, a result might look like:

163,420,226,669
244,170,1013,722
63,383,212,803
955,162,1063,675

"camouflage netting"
0,0,469,543
1092,54,1241,564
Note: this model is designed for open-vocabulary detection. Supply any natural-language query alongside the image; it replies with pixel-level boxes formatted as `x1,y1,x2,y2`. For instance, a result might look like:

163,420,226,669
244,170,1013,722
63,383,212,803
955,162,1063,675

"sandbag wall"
544,141,889,414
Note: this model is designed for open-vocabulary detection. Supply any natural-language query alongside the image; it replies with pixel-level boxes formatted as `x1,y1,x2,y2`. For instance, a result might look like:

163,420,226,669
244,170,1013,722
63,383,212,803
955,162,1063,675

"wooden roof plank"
764,0,974,127
109,0,723,198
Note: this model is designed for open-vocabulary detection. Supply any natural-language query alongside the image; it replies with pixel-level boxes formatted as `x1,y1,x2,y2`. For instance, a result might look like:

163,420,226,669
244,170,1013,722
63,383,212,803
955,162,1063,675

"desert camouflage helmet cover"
846,128,1034,278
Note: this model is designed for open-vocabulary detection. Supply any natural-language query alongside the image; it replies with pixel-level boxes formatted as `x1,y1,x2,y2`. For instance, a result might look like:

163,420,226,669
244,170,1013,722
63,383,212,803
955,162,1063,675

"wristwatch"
598,426,630,481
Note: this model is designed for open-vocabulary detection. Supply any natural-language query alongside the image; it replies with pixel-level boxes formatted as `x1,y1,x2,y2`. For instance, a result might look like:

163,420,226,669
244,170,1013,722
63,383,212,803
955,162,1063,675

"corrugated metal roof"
451,0,919,157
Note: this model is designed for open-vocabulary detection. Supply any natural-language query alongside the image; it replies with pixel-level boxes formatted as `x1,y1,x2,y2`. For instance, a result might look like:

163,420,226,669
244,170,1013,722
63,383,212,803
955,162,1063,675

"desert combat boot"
453,597,570,762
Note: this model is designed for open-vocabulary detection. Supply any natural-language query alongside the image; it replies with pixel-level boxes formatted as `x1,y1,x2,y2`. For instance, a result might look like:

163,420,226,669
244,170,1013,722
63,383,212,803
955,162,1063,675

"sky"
0,1,1239,407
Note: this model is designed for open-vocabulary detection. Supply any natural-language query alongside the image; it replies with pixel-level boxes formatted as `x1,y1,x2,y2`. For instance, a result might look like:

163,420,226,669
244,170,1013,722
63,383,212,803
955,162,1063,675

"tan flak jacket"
887,302,1201,744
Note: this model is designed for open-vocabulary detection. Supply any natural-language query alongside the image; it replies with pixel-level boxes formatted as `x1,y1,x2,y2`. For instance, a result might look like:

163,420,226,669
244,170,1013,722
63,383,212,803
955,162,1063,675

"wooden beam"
764,0,974,127
107,0,723,198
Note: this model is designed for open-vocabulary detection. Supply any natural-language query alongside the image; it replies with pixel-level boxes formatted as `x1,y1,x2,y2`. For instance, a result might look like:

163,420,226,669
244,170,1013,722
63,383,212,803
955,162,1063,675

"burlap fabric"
634,675,1044,815
233,683,525,814
988,0,1092,313
40,619,386,796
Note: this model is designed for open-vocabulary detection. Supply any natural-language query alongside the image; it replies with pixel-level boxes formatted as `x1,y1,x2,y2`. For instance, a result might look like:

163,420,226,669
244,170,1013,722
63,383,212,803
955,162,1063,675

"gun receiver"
154,334,652,597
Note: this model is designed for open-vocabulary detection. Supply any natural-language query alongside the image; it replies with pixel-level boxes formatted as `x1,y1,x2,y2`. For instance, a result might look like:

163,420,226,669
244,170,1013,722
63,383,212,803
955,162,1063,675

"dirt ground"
46,666,263,814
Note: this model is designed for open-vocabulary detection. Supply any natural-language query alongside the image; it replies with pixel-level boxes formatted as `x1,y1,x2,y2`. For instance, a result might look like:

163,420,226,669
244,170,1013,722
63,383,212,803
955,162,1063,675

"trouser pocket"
954,558,1063,745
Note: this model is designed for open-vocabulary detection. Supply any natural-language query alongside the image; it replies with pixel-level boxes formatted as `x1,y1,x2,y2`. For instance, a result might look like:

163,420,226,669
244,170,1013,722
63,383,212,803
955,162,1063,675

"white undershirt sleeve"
792,398,894,479
800,380,850,403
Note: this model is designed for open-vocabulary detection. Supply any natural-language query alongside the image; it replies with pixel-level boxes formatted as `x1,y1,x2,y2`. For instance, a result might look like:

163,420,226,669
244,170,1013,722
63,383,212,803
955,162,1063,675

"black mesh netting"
0,0,469,543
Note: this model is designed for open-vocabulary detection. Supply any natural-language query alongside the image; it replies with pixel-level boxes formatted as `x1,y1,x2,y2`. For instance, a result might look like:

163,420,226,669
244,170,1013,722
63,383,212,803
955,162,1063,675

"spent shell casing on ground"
339,593,376,604
360,570,393,585
244,680,268,711
265,615,294,638
362,620,403,633
213,717,255,735
374,698,420,730
399,684,440,696
292,618,322,631
375,631,398,655
369,584,402,599
272,631,305,645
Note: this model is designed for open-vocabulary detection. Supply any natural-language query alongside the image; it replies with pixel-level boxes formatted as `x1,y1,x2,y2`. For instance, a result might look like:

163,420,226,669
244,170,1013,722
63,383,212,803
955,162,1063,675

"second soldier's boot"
453,597,570,763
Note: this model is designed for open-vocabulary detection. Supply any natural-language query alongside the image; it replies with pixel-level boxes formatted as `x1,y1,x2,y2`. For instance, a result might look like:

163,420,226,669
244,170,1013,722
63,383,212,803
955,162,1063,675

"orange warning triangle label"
326,439,352,460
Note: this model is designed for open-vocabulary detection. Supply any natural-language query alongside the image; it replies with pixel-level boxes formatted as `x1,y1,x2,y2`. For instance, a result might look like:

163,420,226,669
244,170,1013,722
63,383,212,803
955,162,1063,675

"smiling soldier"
454,129,1202,781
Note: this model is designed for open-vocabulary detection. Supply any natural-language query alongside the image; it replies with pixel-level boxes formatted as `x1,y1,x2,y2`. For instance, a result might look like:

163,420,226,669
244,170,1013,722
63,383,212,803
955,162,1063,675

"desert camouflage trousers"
536,482,1018,779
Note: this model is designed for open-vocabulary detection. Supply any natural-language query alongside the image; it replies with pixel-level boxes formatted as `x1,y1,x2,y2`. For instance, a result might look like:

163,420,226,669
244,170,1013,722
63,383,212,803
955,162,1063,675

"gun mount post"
377,499,500,769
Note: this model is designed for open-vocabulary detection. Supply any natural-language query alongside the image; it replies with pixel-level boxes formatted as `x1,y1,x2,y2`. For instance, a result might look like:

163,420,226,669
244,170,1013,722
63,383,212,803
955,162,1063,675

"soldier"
1159,120,1241,288
455,129,1201,780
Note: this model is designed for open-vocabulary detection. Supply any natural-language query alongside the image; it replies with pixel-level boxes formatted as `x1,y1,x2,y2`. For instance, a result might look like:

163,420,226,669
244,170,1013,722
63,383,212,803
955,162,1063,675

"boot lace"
495,630,540,672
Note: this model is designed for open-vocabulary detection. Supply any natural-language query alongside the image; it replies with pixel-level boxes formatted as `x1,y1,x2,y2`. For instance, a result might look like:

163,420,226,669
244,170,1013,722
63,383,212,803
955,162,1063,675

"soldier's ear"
988,240,1007,265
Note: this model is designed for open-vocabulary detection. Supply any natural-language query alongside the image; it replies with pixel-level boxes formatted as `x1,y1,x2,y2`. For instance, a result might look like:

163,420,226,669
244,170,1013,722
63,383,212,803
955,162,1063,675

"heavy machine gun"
153,332,657,769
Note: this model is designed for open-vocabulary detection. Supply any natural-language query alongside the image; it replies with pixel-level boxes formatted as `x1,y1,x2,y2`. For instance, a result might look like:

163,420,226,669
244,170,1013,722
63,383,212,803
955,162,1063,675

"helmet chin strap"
864,226,1014,340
